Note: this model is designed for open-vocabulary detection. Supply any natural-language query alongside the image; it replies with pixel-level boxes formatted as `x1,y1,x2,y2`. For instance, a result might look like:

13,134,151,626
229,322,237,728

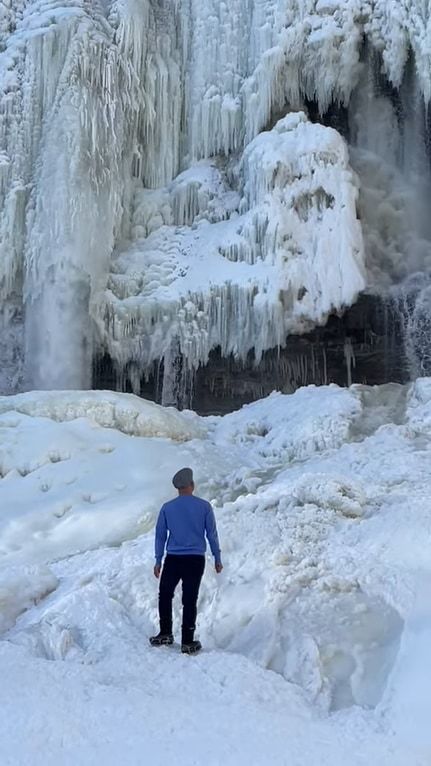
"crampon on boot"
181,640,202,655
149,632,174,647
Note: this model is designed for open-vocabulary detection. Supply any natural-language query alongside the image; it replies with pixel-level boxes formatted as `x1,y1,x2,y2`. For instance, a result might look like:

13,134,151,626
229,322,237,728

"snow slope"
1,382,431,764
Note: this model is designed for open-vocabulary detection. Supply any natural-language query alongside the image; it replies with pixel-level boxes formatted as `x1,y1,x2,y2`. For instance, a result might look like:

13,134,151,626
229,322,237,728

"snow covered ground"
1,382,431,764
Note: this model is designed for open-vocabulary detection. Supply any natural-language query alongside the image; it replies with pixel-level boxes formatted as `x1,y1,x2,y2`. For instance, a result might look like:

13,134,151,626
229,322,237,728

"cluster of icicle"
95,113,365,398
1,0,430,393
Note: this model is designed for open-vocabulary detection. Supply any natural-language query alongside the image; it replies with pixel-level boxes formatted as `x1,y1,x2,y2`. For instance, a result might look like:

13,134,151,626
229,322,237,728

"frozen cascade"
0,0,182,391
348,49,431,380
2,1,431,397
393,274,431,378
0,0,139,389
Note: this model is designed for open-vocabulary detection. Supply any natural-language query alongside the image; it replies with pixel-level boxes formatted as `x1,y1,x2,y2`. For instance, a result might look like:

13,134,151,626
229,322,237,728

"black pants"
159,554,205,644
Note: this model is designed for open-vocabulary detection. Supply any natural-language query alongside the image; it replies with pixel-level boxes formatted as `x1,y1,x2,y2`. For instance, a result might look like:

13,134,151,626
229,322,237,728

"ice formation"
96,116,365,401
2,1,431,396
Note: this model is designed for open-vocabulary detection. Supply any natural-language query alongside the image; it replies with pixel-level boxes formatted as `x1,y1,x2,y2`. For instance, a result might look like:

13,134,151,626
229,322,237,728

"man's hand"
215,562,223,574
154,564,161,579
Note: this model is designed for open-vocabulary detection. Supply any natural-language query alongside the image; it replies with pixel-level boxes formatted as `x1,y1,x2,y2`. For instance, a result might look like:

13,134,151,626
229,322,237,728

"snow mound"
281,586,403,710
0,412,191,564
0,390,203,440
0,391,255,565
0,565,58,634
214,384,362,462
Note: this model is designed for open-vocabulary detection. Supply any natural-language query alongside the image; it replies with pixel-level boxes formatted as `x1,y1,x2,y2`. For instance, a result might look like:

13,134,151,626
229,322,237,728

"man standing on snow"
150,467,222,655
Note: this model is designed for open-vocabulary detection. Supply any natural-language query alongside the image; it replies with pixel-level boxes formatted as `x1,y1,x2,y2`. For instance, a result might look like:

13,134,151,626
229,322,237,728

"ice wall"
1,0,431,394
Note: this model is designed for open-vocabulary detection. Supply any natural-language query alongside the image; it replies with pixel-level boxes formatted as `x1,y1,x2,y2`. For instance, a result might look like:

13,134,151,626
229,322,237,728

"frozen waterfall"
2,1,431,404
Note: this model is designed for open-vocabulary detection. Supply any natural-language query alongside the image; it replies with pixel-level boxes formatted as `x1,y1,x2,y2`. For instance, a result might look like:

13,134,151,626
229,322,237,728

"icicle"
344,338,356,387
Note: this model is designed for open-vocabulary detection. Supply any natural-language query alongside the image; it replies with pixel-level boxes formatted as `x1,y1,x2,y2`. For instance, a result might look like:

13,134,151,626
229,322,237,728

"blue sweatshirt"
155,495,221,565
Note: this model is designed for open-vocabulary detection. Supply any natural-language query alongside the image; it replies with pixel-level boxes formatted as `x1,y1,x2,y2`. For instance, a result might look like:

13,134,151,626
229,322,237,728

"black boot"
181,640,202,655
149,632,174,647
181,623,201,654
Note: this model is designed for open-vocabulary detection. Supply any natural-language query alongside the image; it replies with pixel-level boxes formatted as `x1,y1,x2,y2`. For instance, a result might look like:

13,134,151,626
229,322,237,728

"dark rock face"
192,294,407,414
93,293,408,414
